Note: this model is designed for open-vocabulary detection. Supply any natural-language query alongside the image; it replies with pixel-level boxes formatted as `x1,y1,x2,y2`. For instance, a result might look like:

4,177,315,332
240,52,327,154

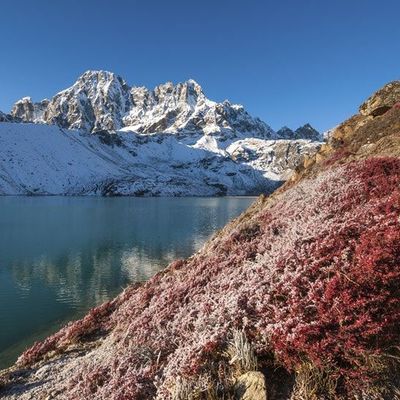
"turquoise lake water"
0,196,254,369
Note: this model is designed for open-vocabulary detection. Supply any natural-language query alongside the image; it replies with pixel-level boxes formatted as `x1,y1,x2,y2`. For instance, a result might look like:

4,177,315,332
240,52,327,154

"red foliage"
18,157,400,399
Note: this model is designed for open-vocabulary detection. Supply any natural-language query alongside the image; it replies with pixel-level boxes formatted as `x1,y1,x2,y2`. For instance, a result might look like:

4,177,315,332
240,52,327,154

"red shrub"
18,157,400,399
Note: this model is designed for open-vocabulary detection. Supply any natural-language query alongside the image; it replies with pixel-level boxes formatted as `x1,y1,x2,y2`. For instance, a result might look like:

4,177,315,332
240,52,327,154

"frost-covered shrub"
18,158,400,399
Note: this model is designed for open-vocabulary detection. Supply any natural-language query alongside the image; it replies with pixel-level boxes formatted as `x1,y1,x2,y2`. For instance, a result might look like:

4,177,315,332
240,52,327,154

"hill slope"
1,81,399,400
0,123,319,196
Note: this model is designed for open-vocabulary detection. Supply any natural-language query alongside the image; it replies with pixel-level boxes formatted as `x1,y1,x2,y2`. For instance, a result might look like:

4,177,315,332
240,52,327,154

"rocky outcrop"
0,111,20,123
234,372,267,400
11,97,49,122
0,111,11,122
291,81,400,184
359,80,400,117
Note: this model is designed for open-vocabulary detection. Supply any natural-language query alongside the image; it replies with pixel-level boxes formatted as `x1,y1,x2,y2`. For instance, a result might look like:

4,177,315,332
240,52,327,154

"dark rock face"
277,124,321,141
359,81,400,117
276,126,295,139
0,111,10,122
294,123,321,141
0,111,20,123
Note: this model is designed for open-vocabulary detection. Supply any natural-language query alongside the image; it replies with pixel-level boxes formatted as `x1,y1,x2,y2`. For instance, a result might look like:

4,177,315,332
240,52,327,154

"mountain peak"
277,124,321,141
79,69,120,80
9,71,274,138
295,123,321,141
11,97,49,123
185,78,201,86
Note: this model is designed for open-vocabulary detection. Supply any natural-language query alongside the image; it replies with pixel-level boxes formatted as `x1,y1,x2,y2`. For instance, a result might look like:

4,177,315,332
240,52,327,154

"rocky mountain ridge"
10,70,321,141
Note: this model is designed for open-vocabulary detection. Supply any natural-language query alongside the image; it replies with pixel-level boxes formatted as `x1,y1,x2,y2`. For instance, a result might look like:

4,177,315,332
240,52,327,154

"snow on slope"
0,123,130,195
4,70,323,196
0,122,320,196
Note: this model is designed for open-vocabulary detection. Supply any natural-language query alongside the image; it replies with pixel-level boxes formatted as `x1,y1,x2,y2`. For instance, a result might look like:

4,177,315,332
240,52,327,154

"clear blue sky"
1,0,400,132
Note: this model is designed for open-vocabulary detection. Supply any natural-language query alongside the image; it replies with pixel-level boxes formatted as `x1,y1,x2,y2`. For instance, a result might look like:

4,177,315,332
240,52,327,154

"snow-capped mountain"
0,122,319,196
0,71,322,196
122,78,275,138
10,70,318,140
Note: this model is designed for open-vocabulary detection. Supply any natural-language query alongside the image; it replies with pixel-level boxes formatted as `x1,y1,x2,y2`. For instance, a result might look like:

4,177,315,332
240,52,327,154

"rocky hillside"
1,81,398,399
0,71,322,196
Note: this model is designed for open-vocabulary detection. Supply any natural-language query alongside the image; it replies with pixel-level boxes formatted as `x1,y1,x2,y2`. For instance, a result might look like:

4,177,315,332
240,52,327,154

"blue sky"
1,0,399,132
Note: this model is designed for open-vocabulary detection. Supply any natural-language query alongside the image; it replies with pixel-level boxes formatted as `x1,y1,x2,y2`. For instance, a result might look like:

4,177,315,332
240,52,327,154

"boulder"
234,371,267,400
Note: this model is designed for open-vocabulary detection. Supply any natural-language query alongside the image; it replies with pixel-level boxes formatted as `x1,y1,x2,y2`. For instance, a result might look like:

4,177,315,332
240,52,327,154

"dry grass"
290,362,337,400
169,374,234,400
226,329,258,377
355,352,400,400
290,351,400,400
169,330,258,400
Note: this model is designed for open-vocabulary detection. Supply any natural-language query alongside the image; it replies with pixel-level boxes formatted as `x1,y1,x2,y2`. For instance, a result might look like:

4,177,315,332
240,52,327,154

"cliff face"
1,82,400,400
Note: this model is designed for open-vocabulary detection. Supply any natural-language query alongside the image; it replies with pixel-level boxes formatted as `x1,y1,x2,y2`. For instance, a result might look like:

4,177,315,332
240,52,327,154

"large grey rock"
359,81,400,117
234,371,267,400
